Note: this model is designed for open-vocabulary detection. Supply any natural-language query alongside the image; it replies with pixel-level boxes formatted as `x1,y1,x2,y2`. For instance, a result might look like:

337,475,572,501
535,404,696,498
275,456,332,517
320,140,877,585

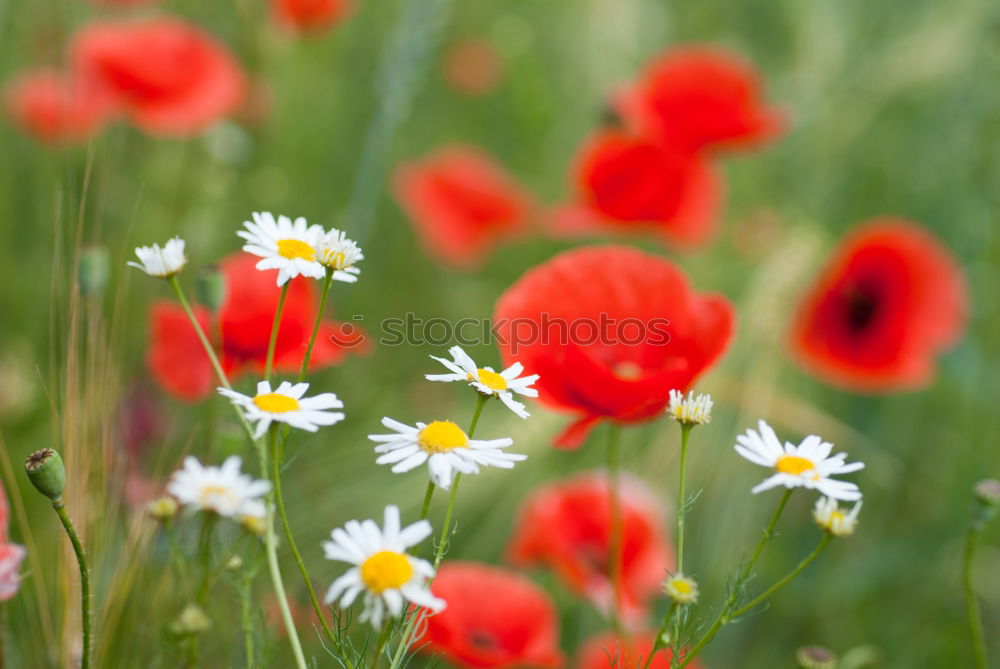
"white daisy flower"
734,420,864,501
218,381,345,440
667,389,713,426
167,456,270,519
317,228,364,283
425,346,539,419
812,496,862,537
128,236,187,278
323,504,445,628
370,417,526,490
663,573,699,604
237,212,326,286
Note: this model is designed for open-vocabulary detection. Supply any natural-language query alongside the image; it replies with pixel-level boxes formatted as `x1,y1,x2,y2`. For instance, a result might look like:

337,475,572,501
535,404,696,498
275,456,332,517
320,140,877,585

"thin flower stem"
964,526,988,669
257,432,307,669
163,520,190,592
265,283,291,382
168,276,231,390
676,424,693,574
678,489,793,668
370,620,392,669
269,426,340,649
419,481,436,520
729,533,830,619
298,268,335,382
53,499,91,669
642,602,677,669
606,423,623,631
196,514,217,605
389,394,487,669
239,573,255,669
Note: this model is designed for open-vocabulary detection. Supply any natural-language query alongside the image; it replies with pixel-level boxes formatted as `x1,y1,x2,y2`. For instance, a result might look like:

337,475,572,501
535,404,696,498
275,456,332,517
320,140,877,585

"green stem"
265,283,290,382
730,533,830,619
298,268,335,382
54,499,91,669
196,514,217,605
606,423,623,630
163,520,190,594
239,573,255,669
168,276,230,390
642,602,677,669
269,426,340,650
388,395,486,669
419,481,436,520
370,620,392,669
255,435,307,669
964,526,988,669
676,424,692,574
678,489,793,668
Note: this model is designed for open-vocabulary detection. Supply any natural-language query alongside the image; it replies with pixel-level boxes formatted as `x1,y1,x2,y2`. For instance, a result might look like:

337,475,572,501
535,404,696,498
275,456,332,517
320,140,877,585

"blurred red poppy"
790,219,967,392
577,631,701,669
418,562,564,669
442,39,504,97
271,0,353,34
147,252,367,401
494,245,735,448
3,68,115,144
614,46,785,154
507,472,672,624
551,129,719,248
0,482,25,602
72,18,246,136
393,145,533,269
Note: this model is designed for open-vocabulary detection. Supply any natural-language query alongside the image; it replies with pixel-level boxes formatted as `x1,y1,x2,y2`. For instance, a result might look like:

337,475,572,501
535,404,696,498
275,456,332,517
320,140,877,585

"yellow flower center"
277,239,316,261
829,511,845,525
322,249,347,269
198,485,235,508
360,550,413,593
471,368,507,392
672,579,692,594
776,455,816,476
418,421,469,453
253,393,300,413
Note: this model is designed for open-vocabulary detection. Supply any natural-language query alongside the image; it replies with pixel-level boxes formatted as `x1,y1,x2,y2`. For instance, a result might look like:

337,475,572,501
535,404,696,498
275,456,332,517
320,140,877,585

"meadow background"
1,0,999,666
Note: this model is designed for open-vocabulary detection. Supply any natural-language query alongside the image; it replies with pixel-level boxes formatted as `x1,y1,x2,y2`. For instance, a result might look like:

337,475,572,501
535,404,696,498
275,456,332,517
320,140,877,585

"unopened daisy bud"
813,496,861,537
241,513,266,537
663,573,699,604
170,603,212,636
667,389,712,426
147,496,179,522
78,246,109,297
971,479,1000,530
24,448,66,501
225,555,243,571
796,645,837,669
128,237,187,278
195,264,227,312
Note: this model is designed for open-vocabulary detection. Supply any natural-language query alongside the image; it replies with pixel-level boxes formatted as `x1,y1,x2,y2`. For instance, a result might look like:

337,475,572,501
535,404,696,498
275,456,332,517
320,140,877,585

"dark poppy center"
843,285,880,333
468,629,498,650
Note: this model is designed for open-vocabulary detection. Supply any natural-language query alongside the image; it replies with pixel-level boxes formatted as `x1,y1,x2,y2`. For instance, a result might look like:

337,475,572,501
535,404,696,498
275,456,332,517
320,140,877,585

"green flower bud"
24,449,66,501
170,604,211,636
147,496,179,522
972,479,1000,530
195,264,227,312
78,246,109,298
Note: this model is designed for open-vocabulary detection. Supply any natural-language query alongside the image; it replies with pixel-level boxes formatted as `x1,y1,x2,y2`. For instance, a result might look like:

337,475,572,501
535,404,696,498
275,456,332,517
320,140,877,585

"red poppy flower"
552,129,719,248
3,68,116,144
271,0,353,34
442,39,503,97
577,631,702,669
494,245,735,448
418,562,564,669
790,218,967,392
507,472,672,623
392,145,533,269
0,482,25,602
71,18,246,136
147,252,367,402
614,46,785,154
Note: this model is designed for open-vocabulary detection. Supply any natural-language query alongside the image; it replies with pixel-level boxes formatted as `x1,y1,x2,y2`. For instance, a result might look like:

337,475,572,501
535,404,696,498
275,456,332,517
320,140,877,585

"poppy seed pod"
24,449,66,501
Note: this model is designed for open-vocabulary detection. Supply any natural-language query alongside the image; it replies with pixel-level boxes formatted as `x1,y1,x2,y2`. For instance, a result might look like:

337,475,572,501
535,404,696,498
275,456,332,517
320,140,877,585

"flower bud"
195,265,227,313
971,479,1000,530
24,449,66,501
796,645,837,669
147,496,179,522
225,555,243,571
170,603,212,636
78,246,109,298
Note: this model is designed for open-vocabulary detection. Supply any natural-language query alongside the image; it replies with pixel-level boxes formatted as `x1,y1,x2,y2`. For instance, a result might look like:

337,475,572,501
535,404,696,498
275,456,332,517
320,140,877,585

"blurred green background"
1,0,999,667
